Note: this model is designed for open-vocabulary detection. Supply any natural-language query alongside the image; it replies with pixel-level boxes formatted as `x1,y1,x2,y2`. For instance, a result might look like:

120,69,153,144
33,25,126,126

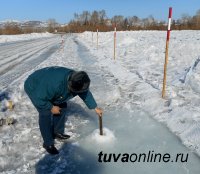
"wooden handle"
99,115,103,135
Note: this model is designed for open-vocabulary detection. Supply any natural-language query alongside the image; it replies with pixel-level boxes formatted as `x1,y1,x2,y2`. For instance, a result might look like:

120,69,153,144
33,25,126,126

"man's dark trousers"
37,103,67,146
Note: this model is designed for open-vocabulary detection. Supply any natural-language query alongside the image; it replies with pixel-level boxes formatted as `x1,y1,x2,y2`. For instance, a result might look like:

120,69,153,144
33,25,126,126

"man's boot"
43,144,59,155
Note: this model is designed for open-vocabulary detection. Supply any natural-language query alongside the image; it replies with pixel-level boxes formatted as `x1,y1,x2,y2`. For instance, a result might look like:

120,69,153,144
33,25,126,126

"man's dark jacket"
24,66,97,110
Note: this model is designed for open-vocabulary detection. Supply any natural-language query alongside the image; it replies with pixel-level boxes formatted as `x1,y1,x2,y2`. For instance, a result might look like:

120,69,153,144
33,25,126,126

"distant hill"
0,20,58,29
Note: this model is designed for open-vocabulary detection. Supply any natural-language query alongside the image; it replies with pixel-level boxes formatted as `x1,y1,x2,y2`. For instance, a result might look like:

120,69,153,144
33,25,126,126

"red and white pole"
162,7,172,98
114,25,117,60
166,7,172,42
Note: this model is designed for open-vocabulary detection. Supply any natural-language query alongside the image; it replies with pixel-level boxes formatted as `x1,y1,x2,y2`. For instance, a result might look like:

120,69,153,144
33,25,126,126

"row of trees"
0,25,48,35
1,9,200,35
68,9,200,32
69,10,163,32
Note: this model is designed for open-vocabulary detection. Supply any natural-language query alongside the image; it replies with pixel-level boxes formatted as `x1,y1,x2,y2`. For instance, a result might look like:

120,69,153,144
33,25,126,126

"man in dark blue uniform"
24,66,103,155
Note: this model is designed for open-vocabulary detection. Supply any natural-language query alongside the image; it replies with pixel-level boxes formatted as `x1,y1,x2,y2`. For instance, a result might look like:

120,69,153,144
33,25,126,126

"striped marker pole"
114,26,117,60
162,7,172,98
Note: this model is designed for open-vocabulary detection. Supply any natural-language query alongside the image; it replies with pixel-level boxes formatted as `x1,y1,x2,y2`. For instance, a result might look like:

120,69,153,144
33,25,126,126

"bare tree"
82,11,91,25
74,13,79,21
91,11,99,26
181,14,191,24
128,16,140,27
196,9,200,16
47,19,58,32
111,15,124,26
123,18,129,29
195,9,200,27
99,10,107,25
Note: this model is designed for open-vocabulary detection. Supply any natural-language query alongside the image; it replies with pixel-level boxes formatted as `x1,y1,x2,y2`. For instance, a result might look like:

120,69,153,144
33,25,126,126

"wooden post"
162,41,169,98
99,115,103,135
97,28,99,50
92,31,94,44
162,7,172,98
60,37,64,53
114,26,117,60
8,100,13,110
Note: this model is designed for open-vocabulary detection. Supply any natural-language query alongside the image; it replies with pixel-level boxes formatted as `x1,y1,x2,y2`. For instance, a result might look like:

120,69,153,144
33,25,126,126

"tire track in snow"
0,36,60,90
0,37,55,58
0,37,58,73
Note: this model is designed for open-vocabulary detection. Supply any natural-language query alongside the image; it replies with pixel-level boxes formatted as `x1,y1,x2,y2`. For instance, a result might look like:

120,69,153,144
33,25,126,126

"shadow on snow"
35,101,103,174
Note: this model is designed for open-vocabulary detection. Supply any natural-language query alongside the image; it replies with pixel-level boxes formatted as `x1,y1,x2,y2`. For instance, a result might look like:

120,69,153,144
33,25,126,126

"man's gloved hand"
95,107,103,117
51,106,61,115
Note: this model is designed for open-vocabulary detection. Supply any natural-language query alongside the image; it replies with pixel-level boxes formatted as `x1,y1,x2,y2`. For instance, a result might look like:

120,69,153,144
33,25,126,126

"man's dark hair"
68,71,90,93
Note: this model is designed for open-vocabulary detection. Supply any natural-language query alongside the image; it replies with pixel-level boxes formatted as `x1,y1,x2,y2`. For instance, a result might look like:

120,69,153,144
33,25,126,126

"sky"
0,0,200,24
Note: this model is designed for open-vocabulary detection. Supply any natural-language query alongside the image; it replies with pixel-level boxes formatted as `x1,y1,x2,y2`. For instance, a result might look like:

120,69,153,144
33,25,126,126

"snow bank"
0,32,54,44
77,30,200,156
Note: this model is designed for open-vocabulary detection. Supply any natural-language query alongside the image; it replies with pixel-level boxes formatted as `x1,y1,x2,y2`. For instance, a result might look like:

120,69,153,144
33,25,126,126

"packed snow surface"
0,32,54,44
1,31,200,173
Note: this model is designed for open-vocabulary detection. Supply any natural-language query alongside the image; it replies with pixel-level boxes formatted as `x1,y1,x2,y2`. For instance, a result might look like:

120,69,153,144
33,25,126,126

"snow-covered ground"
78,30,200,154
1,31,200,174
